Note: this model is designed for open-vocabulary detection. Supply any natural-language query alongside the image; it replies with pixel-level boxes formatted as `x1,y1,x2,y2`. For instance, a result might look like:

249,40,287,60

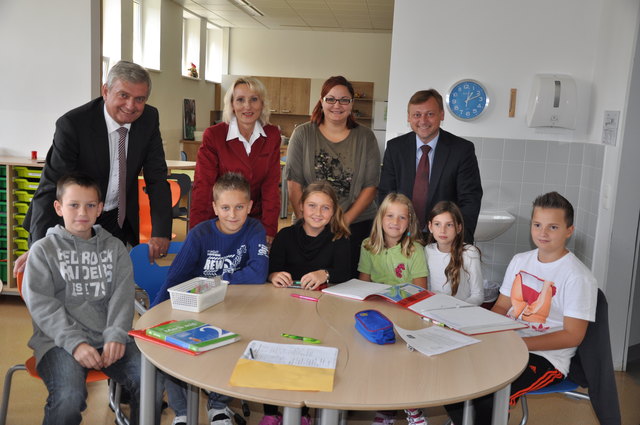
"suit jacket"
189,122,281,237
25,97,172,245
378,129,482,242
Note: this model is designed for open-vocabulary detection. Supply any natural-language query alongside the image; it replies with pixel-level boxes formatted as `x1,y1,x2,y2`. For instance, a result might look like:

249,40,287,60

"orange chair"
0,273,128,425
138,177,181,243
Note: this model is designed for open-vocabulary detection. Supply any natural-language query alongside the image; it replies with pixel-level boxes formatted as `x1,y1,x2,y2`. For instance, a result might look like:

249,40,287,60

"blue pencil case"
354,310,396,345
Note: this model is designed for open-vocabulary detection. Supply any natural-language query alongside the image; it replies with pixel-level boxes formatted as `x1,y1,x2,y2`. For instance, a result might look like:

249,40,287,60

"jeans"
36,341,164,425
165,375,232,416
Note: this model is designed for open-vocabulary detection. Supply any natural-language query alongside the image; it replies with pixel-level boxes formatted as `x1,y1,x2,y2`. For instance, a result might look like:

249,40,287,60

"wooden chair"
0,274,128,425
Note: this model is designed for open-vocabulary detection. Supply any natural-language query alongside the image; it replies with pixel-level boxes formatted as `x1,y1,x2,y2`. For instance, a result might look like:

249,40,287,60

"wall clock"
446,79,490,121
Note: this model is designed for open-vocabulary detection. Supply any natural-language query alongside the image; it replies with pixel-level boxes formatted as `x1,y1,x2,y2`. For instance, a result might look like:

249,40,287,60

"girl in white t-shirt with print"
425,201,484,305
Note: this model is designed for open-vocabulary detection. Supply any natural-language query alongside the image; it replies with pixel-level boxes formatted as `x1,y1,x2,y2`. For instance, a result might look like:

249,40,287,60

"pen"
290,293,319,302
281,333,321,344
249,348,255,359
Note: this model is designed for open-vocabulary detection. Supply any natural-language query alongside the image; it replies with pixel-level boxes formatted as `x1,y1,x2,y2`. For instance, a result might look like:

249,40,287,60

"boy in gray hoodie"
22,174,162,425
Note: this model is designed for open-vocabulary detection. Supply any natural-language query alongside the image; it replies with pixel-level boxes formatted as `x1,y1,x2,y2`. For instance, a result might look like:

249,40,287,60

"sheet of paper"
321,279,389,300
395,325,480,356
407,293,473,315
243,340,338,369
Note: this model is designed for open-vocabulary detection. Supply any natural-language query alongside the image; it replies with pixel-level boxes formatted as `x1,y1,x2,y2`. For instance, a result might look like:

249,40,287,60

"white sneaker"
172,416,187,425
208,407,234,425
372,411,395,425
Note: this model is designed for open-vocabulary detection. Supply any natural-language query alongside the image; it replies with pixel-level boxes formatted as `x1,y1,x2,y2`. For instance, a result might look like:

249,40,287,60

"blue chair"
518,289,620,425
130,242,183,313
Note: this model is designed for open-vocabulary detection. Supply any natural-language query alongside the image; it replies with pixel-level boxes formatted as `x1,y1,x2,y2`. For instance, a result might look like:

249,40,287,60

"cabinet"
256,76,311,115
351,81,375,128
0,157,44,294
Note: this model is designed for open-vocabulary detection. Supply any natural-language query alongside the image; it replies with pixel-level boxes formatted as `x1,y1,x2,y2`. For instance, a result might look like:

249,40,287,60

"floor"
1,218,640,424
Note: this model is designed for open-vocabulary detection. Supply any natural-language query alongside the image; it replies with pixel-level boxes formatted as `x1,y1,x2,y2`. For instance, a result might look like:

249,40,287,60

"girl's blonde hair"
222,77,271,125
364,193,423,257
300,181,350,240
426,201,467,296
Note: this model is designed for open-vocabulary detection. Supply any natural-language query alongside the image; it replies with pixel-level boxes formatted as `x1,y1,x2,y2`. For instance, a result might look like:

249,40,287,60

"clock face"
446,80,489,121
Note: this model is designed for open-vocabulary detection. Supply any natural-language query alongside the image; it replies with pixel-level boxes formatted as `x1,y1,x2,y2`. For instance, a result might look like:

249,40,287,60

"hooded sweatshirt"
22,224,134,364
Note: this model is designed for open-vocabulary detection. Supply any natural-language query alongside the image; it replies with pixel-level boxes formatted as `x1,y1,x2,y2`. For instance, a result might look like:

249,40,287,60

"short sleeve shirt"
358,240,428,285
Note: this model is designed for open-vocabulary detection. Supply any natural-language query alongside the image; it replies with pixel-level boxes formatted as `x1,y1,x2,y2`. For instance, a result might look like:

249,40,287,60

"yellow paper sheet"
229,358,335,392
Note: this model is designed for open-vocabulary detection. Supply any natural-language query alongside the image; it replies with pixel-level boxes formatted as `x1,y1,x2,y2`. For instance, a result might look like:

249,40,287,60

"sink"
474,210,516,242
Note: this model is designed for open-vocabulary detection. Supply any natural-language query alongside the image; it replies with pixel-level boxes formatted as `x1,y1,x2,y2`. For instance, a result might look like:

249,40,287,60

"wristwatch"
324,270,330,284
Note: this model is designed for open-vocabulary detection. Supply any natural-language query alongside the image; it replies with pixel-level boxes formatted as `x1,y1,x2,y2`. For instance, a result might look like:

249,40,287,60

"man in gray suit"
378,89,482,242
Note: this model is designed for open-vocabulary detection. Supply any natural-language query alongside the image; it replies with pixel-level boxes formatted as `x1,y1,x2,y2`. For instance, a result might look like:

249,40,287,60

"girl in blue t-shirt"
358,193,428,288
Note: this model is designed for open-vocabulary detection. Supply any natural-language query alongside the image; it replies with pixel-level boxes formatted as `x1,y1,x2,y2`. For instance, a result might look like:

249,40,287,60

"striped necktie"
116,127,128,228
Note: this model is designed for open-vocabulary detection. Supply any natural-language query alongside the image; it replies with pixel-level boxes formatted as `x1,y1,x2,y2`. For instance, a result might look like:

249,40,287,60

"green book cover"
165,325,240,352
145,319,204,340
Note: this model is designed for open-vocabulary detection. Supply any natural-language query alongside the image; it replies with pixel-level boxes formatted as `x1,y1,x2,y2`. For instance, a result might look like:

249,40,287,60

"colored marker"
281,333,321,344
290,293,319,302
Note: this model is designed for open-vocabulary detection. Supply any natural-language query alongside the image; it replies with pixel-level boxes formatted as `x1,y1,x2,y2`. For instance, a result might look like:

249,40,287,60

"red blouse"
190,122,282,237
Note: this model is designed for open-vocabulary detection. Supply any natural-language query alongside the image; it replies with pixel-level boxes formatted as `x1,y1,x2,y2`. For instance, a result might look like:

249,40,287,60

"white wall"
0,0,101,156
389,0,640,369
387,0,623,142
228,28,392,101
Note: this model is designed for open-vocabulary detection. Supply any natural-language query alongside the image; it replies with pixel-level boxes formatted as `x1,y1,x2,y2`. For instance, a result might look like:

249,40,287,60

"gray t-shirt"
285,122,380,223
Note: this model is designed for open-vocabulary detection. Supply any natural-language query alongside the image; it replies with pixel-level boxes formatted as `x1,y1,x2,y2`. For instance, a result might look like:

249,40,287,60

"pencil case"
354,310,396,344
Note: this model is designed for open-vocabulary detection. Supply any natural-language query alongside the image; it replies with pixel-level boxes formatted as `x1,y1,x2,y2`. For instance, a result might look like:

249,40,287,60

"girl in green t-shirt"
358,193,428,288
358,193,429,425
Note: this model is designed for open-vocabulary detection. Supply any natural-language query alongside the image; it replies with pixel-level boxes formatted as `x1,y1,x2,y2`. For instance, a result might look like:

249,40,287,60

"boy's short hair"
56,173,102,201
532,191,574,227
213,172,251,201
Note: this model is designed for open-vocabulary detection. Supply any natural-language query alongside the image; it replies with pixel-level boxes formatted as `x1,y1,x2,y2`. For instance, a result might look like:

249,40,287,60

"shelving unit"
351,81,375,128
0,157,44,294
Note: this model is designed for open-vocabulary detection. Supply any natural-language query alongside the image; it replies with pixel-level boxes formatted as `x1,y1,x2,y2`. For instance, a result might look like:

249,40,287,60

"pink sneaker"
259,415,283,425
300,415,312,425
372,411,395,425
404,409,427,425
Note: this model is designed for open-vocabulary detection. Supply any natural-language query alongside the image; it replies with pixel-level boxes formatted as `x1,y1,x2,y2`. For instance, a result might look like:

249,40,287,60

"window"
205,24,223,82
133,0,161,70
102,0,121,82
182,9,201,78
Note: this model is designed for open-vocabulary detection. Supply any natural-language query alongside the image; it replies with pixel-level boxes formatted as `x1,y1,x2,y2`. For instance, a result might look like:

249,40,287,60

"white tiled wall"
467,137,604,283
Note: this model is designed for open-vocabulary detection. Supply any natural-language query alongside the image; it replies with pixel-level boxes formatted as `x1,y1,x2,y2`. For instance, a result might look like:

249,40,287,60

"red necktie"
117,127,128,228
412,145,431,230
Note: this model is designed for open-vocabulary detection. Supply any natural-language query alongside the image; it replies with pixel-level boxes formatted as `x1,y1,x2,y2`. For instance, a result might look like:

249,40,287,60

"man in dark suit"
16,61,172,273
378,89,482,243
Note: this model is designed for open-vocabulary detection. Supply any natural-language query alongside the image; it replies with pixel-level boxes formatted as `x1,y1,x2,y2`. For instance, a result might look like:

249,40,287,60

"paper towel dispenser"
527,74,577,129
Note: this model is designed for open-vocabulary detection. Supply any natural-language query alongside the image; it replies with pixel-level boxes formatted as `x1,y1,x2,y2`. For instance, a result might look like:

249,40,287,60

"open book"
322,279,526,335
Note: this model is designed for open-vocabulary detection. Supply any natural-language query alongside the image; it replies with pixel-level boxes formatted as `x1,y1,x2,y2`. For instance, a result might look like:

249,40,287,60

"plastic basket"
0,202,6,213
14,178,39,191
15,191,34,203
14,239,28,251
14,202,29,215
13,214,25,226
14,166,42,179
168,277,228,313
0,225,6,238
14,226,29,239
0,213,5,226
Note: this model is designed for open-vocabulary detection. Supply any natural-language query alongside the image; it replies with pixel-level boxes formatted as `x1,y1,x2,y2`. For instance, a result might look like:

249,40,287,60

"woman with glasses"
190,77,282,244
285,75,380,278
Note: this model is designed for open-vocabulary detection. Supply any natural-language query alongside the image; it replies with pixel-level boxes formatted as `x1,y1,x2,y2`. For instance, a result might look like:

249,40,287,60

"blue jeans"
36,341,164,425
165,374,232,416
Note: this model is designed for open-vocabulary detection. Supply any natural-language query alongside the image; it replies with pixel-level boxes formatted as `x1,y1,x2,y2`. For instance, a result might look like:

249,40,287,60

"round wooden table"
136,284,528,425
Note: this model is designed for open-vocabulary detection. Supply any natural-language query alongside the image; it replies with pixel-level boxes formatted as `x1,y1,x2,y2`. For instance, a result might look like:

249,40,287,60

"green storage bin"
14,249,27,257
14,226,28,239
0,249,6,260
14,213,24,226
0,166,6,177
0,261,6,282
14,166,42,179
0,225,6,238
14,178,39,191
0,202,5,213
14,202,29,214
0,190,5,202
0,213,5,226
14,190,33,203
14,239,28,251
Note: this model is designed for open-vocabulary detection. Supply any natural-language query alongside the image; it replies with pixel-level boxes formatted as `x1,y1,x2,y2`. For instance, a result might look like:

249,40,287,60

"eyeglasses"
323,97,353,105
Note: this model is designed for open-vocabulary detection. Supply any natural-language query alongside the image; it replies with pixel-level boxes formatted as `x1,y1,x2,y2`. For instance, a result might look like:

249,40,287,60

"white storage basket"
168,277,228,312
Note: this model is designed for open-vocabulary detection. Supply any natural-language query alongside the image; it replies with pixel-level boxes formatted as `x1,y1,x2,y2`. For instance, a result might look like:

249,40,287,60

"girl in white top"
425,201,484,305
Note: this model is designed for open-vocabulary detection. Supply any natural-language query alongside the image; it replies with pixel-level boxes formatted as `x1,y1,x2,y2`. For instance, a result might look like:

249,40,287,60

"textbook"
321,279,432,307
142,319,240,352
322,279,526,335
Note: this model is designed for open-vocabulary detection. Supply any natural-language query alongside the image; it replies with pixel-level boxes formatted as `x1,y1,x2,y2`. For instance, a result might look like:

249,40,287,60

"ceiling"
175,0,394,33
